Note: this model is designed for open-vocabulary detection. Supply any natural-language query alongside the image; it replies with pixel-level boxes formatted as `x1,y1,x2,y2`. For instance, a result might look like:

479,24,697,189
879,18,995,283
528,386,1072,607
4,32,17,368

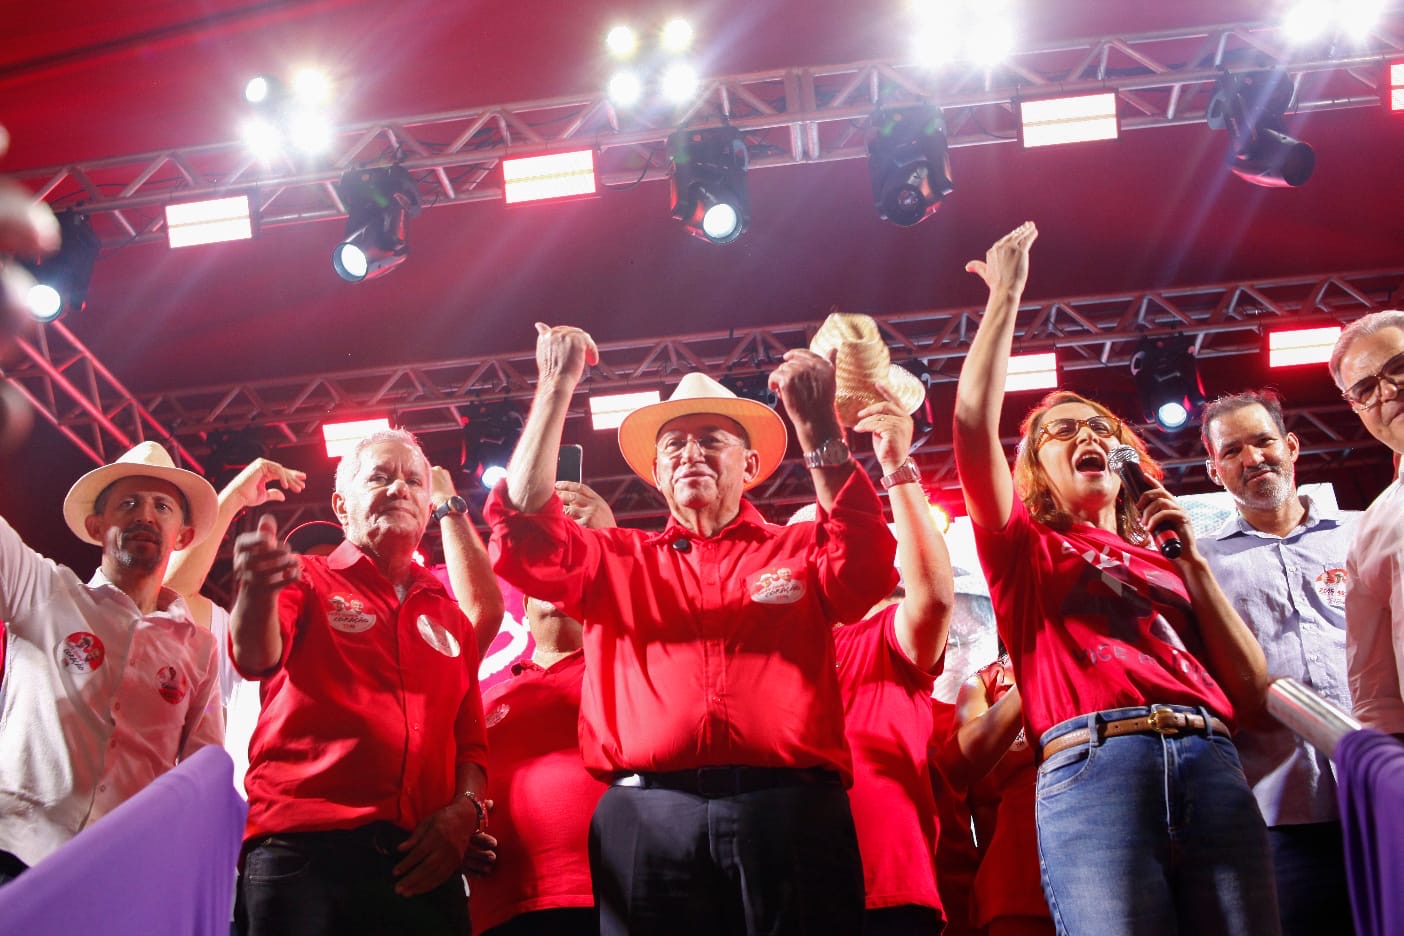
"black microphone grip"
1107,446,1183,559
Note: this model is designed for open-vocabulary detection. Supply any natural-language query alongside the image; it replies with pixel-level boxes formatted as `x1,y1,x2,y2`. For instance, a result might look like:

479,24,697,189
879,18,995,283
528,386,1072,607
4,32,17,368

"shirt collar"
328,538,443,594
1214,492,1340,540
644,498,771,546
86,568,193,622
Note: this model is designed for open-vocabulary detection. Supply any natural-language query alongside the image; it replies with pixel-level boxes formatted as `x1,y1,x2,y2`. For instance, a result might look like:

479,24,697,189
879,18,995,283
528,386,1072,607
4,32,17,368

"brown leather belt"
1041,707,1230,759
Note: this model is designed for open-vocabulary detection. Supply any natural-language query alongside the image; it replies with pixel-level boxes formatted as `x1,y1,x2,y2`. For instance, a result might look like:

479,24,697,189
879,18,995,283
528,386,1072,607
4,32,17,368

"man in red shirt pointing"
486,323,898,936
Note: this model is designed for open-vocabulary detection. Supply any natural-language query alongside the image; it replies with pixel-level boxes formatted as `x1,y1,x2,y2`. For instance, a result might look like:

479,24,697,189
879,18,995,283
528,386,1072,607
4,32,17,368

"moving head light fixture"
668,127,750,245
867,106,954,227
1130,335,1206,431
18,212,101,323
332,166,422,282
1206,70,1316,188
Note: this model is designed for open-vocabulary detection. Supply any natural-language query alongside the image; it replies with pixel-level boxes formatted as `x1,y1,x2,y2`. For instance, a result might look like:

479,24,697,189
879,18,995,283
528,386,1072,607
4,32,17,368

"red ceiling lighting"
502,150,598,204
1268,326,1341,368
321,418,391,457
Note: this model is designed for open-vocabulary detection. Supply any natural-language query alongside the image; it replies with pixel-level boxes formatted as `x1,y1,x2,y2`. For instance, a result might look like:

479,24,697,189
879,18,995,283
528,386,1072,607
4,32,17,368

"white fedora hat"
809,311,927,428
617,372,788,489
62,441,219,548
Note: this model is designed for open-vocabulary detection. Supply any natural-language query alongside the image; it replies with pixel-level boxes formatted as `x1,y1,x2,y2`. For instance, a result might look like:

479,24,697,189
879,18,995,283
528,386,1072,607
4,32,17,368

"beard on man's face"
110,523,164,573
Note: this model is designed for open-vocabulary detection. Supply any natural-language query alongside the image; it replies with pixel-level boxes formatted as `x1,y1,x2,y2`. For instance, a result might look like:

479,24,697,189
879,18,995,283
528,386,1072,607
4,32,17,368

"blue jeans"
1035,706,1280,936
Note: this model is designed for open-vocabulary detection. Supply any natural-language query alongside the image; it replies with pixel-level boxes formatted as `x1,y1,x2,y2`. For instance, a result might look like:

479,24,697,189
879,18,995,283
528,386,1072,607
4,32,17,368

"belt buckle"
1146,706,1184,735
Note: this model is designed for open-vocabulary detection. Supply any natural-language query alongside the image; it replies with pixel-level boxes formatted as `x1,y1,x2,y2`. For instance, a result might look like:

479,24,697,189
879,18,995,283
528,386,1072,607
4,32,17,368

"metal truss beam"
1,320,203,471
14,17,1404,246
136,265,1404,447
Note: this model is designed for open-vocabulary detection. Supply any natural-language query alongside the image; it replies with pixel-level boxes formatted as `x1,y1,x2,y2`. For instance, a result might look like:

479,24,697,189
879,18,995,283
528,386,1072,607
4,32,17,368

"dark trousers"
863,905,944,935
482,907,599,936
234,823,469,936
0,849,27,886
1269,821,1354,936
589,780,864,936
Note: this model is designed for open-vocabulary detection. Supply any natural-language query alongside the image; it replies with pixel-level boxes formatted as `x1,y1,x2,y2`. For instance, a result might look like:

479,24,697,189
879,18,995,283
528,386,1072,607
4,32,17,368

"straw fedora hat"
617,372,788,489
62,441,219,548
808,312,927,428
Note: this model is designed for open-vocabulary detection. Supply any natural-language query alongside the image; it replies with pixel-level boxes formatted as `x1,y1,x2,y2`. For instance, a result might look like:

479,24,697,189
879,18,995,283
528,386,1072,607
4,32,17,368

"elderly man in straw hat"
485,322,898,936
0,440,223,884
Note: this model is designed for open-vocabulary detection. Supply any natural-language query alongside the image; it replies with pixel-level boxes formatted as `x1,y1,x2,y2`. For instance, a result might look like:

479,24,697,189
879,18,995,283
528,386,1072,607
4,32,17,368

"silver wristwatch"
802,437,852,469
881,459,921,489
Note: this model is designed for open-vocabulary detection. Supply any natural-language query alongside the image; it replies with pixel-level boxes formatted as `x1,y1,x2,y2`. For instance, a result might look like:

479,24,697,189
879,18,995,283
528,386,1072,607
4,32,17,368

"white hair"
333,428,429,493
1329,310,1404,389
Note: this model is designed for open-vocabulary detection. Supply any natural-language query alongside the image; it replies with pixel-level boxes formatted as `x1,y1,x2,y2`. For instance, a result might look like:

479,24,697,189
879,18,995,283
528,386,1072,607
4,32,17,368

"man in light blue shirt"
1200,388,1358,936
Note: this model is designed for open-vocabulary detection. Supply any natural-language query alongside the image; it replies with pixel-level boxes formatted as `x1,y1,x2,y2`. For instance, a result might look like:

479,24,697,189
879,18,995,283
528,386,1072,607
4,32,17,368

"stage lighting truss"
1206,69,1316,187
17,213,101,323
1130,335,1207,431
867,106,954,227
668,127,750,244
332,166,422,282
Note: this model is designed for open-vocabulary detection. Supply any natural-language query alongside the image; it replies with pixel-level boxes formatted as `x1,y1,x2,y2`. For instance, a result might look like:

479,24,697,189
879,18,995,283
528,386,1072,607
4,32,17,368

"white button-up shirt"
0,516,223,867
1347,462,1404,734
1199,495,1358,826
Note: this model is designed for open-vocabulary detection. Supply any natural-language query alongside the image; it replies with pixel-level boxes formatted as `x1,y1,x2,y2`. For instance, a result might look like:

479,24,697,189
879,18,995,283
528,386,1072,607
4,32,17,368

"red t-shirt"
966,657,1047,926
973,497,1234,739
235,541,488,839
486,471,898,782
833,605,943,915
471,652,606,933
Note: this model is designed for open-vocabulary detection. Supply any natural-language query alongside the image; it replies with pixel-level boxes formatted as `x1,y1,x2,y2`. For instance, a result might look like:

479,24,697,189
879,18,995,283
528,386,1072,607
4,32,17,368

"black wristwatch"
432,495,468,523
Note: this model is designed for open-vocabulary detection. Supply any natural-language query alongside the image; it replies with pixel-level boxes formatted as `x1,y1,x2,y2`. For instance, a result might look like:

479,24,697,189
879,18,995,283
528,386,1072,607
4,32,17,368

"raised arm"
431,465,505,660
938,672,1025,792
952,222,1038,531
853,384,953,672
1137,482,1269,716
768,348,852,512
504,323,599,514
165,458,307,627
229,514,300,677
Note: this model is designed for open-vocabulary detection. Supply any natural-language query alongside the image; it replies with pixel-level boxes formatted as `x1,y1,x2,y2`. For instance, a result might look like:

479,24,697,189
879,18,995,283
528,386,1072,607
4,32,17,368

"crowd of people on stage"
3,162,1404,936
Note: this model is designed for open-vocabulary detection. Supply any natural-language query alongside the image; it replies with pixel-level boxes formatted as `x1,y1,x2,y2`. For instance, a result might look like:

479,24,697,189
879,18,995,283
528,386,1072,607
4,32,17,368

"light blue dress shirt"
1199,495,1360,826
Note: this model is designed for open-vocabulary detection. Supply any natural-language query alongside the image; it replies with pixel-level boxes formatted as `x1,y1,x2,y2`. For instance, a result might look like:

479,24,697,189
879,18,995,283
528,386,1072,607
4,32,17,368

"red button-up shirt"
485,470,897,782
235,541,488,840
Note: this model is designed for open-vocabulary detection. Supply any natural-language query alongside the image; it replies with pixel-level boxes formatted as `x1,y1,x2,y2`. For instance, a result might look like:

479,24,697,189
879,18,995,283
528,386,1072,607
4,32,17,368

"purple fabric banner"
1336,729,1404,936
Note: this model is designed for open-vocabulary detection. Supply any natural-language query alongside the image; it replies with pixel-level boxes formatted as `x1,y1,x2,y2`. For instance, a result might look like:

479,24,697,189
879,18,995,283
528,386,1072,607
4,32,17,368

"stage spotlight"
244,75,273,104
660,62,700,104
1283,1,1334,42
660,18,694,53
867,106,954,227
608,70,644,108
719,373,778,408
18,213,100,323
288,113,335,156
1130,336,1206,431
332,166,422,282
241,117,283,162
462,407,525,489
606,25,639,59
668,127,750,245
1207,70,1315,188
292,68,332,105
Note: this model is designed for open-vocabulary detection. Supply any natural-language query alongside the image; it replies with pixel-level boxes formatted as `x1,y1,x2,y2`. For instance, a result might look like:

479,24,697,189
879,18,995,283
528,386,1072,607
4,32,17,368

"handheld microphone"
1106,445,1183,559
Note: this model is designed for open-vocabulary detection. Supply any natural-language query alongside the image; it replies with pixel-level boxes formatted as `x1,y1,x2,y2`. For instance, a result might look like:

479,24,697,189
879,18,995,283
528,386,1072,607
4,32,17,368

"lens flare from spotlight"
608,71,644,107
242,118,283,160
480,465,509,489
26,284,62,323
660,63,699,103
967,18,1015,66
661,18,694,53
606,24,639,59
1283,1,1333,42
288,113,335,156
1340,0,1385,39
244,75,271,104
293,68,332,104
912,27,959,68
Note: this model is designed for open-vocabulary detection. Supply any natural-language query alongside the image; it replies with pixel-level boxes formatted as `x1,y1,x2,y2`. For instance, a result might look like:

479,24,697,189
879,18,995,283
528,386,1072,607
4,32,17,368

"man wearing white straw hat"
486,322,898,936
0,440,223,884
